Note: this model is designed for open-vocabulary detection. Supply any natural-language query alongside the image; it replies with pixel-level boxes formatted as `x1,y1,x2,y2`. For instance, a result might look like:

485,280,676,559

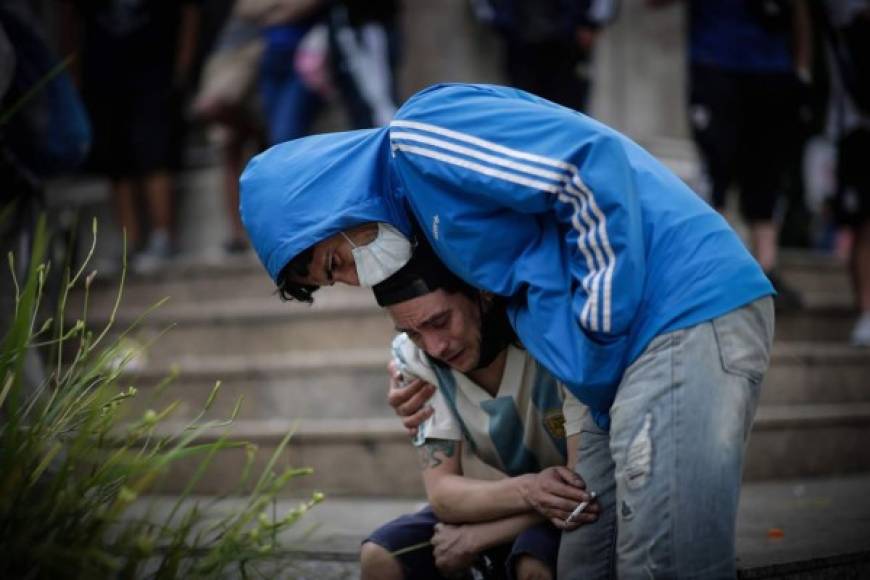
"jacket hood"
240,128,412,282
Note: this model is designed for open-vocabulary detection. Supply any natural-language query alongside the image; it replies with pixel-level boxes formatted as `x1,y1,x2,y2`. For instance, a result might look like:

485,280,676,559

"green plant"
0,217,322,579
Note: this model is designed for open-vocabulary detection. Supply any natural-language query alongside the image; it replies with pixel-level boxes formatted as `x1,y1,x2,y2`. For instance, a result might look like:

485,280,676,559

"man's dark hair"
275,246,319,303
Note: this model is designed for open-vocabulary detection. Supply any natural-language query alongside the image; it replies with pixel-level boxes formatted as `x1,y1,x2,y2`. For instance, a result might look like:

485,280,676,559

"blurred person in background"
62,0,200,274
327,0,401,128
193,5,266,255
817,0,870,345
649,0,813,310
235,0,326,146
470,0,619,112
1,0,91,392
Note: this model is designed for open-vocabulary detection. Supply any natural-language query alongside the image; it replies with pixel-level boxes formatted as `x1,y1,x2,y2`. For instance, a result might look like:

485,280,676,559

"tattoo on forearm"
418,439,457,470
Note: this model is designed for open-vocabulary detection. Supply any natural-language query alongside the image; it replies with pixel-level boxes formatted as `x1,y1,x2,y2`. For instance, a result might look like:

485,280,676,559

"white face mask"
342,223,412,287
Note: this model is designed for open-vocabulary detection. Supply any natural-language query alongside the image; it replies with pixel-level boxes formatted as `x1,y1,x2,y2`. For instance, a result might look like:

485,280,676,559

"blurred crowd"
0,0,868,343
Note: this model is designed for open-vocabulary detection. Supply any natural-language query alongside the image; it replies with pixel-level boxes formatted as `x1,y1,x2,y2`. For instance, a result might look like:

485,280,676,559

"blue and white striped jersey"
392,333,586,478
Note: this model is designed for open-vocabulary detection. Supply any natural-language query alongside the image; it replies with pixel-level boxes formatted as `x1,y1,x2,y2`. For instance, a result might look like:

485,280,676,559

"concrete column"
397,0,689,147
590,1,688,144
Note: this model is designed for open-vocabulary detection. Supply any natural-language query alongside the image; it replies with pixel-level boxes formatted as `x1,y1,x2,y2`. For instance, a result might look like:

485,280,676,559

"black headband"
372,238,467,306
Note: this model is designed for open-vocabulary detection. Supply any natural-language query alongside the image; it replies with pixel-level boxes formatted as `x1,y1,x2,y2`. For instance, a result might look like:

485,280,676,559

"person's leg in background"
851,219,870,345
260,44,321,145
328,6,399,129
221,121,262,252
130,87,181,273
739,71,804,309
838,128,870,345
525,38,590,113
89,91,145,257
267,73,320,145
504,38,539,100
109,178,141,250
191,12,265,254
141,170,174,257
192,94,260,254
852,219,870,345
688,64,739,213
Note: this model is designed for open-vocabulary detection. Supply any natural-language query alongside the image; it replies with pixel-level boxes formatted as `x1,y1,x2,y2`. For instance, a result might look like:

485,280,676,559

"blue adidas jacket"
241,83,774,429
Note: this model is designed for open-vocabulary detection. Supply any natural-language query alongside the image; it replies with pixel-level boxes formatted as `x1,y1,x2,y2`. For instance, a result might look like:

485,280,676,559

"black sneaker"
766,271,804,311
223,237,249,255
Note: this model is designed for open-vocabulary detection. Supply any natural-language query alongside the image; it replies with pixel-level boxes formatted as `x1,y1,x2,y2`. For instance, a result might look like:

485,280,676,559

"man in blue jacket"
240,83,775,579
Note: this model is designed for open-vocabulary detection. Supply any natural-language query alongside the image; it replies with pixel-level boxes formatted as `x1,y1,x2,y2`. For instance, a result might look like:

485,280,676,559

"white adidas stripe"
391,142,562,193
392,119,577,172
392,130,605,324
558,192,598,330
391,123,608,332
391,140,603,331
393,129,605,330
571,174,616,333
391,131,568,183
390,120,615,333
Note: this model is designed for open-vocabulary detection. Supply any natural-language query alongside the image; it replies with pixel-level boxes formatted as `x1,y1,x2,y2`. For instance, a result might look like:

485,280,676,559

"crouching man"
360,243,597,580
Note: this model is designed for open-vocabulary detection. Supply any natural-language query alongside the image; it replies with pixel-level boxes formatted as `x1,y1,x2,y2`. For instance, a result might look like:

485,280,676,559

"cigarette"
566,491,597,524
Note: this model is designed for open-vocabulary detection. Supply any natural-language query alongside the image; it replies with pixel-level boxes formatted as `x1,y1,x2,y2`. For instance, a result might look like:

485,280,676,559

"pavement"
135,473,870,578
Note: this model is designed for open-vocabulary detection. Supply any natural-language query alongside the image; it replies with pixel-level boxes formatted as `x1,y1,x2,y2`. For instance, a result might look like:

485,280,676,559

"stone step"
154,403,870,498
745,403,870,480
760,342,870,405
85,294,859,369
72,255,271,312
156,418,423,498
125,351,391,421
136,472,870,579
779,269,852,301
75,250,851,312
84,290,395,367
775,306,857,342
74,274,371,319
123,342,870,421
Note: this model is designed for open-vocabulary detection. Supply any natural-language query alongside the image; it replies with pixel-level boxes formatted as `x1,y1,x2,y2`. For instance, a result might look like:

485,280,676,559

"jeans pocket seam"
712,316,763,383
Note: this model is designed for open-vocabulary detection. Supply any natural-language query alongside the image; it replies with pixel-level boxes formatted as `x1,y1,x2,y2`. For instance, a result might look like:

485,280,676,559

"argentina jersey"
392,334,585,477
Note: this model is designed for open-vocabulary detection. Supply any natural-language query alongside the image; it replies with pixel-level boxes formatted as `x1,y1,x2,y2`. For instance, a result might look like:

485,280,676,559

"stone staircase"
59,158,870,576
71,244,870,499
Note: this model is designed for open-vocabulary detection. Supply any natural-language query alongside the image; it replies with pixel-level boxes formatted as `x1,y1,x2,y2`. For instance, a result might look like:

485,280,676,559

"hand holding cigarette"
566,490,598,525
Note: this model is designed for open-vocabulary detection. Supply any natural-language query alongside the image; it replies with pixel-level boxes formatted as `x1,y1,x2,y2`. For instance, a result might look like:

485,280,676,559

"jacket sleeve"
389,84,646,415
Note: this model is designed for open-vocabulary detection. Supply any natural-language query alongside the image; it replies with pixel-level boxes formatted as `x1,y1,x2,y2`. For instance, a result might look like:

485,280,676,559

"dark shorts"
505,38,591,113
689,65,802,222
84,83,184,179
365,505,560,580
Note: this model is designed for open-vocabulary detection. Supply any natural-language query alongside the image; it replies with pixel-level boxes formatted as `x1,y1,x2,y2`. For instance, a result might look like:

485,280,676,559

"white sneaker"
132,230,173,275
850,312,870,347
